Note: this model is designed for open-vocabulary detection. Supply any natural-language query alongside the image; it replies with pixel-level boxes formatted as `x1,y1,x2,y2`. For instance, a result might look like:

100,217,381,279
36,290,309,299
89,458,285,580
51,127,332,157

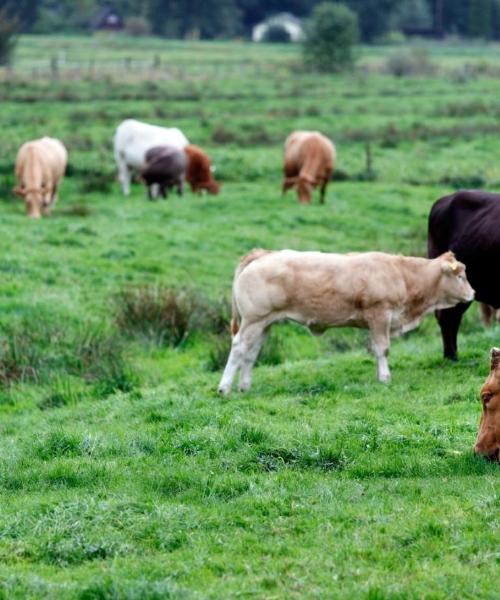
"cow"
218,248,474,394
142,146,187,200
282,131,336,204
184,145,220,194
474,347,500,463
479,304,500,327
113,119,189,195
14,137,67,219
428,190,500,360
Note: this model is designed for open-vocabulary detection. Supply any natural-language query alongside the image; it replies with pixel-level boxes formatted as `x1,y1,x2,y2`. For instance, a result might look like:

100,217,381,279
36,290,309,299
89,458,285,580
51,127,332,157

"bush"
263,24,291,43
303,2,359,73
0,8,18,66
124,16,152,37
116,286,200,347
385,48,436,77
116,285,231,347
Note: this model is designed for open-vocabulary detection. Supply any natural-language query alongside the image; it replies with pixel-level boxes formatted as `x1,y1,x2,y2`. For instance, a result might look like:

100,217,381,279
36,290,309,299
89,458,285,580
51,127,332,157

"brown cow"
217,249,474,394
184,145,220,194
282,131,336,204
474,347,500,462
14,137,67,219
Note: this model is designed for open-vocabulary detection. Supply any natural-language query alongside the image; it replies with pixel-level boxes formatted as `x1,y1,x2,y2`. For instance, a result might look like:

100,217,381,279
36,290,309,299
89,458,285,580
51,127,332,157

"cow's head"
204,179,221,195
437,251,475,306
14,185,46,219
297,178,313,203
474,348,500,462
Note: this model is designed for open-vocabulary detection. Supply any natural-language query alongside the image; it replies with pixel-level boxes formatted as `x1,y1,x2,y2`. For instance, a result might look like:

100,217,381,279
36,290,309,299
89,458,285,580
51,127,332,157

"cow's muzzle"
474,445,499,462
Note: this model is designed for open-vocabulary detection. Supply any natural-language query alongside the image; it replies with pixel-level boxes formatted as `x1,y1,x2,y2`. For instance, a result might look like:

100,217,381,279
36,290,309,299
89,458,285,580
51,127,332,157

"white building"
252,13,304,43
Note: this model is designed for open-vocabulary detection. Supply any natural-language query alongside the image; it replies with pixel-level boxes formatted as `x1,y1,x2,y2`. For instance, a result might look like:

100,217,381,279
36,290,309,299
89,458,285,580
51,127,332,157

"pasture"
0,36,498,598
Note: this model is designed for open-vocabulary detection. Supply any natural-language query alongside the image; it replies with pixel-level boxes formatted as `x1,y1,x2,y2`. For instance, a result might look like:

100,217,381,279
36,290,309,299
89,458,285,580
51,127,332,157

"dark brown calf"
142,145,187,199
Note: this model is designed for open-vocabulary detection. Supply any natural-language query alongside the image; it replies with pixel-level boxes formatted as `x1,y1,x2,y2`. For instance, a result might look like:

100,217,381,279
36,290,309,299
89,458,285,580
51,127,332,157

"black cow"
141,145,187,200
428,190,500,360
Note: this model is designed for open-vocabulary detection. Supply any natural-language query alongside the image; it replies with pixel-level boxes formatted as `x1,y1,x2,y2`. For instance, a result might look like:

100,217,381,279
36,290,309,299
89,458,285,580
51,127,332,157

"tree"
390,0,433,31
0,7,18,65
468,0,492,38
344,0,399,41
303,2,359,72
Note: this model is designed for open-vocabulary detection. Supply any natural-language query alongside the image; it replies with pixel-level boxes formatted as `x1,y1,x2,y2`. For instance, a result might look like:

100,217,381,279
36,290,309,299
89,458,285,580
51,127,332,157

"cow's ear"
441,259,461,275
13,186,25,197
490,347,500,371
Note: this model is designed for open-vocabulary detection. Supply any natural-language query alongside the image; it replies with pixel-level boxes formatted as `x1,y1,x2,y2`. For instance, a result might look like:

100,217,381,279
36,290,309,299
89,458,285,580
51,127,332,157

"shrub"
263,24,291,43
115,286,200,347
124,16,152,37
385,48,436,77
303,2,359,73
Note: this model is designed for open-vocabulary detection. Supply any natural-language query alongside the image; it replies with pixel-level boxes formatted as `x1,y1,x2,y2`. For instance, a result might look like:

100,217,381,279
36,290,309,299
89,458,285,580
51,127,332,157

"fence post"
50,56,58,79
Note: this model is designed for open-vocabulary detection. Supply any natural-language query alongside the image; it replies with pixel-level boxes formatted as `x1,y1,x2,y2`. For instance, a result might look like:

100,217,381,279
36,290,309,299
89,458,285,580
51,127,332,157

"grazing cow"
114,119,189,195
142,146,187,200
282,131,336,204
184,145,220,194
14,137,67,219
428,190,500,360
218,249,474,394
479,304,500,327
474,347,500,463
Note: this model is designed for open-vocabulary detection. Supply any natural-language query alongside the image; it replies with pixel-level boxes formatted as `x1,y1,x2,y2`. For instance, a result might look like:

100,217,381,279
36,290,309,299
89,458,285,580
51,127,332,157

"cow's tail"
230,248,270,338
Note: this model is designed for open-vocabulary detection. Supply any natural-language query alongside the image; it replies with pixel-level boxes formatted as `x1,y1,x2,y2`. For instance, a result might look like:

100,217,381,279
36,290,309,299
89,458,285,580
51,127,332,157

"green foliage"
303,2,359,72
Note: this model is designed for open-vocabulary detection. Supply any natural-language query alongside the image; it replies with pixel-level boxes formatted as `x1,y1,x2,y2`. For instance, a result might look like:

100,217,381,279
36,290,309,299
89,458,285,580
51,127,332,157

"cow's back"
428,190,500,306
284,131,335,177
114,119,189,169
16,137,66,183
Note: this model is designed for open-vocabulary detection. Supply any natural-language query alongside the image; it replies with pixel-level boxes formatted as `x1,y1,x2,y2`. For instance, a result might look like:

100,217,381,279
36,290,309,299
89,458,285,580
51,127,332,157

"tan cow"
474,347,500,462
218,249,474,394
282,131,336,204
14,137,68,218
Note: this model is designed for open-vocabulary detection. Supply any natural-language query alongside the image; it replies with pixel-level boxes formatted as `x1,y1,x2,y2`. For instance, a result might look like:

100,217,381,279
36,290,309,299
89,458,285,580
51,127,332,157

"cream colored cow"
15,137,67,218
218,249,474,394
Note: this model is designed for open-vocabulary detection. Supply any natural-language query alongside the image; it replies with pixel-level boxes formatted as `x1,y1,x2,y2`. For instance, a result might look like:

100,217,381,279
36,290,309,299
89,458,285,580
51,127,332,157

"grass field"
0,36,498,599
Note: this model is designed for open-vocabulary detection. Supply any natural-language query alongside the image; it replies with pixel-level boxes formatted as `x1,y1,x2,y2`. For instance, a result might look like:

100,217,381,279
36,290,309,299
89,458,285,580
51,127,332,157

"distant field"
0,36,498,599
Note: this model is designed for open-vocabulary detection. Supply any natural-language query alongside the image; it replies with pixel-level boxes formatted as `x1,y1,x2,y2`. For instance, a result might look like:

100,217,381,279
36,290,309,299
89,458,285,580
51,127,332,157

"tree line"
1,0,500,41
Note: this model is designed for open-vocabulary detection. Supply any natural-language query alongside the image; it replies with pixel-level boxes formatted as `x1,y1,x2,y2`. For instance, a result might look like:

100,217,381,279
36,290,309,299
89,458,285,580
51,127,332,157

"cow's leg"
218,322,264,395
369,318,391,383
177,179,184,196
117,158,131,195
319,180,328,204
238,324,267,392
435,303,471,361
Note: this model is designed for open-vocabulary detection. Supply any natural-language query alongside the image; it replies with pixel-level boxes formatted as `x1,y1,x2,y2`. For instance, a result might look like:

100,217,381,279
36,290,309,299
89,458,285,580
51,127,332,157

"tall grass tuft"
0,319,137,396
115,285,230,347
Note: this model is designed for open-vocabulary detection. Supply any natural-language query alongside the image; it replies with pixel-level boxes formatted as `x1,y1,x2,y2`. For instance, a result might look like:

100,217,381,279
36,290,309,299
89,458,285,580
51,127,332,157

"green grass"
0,36,498,599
